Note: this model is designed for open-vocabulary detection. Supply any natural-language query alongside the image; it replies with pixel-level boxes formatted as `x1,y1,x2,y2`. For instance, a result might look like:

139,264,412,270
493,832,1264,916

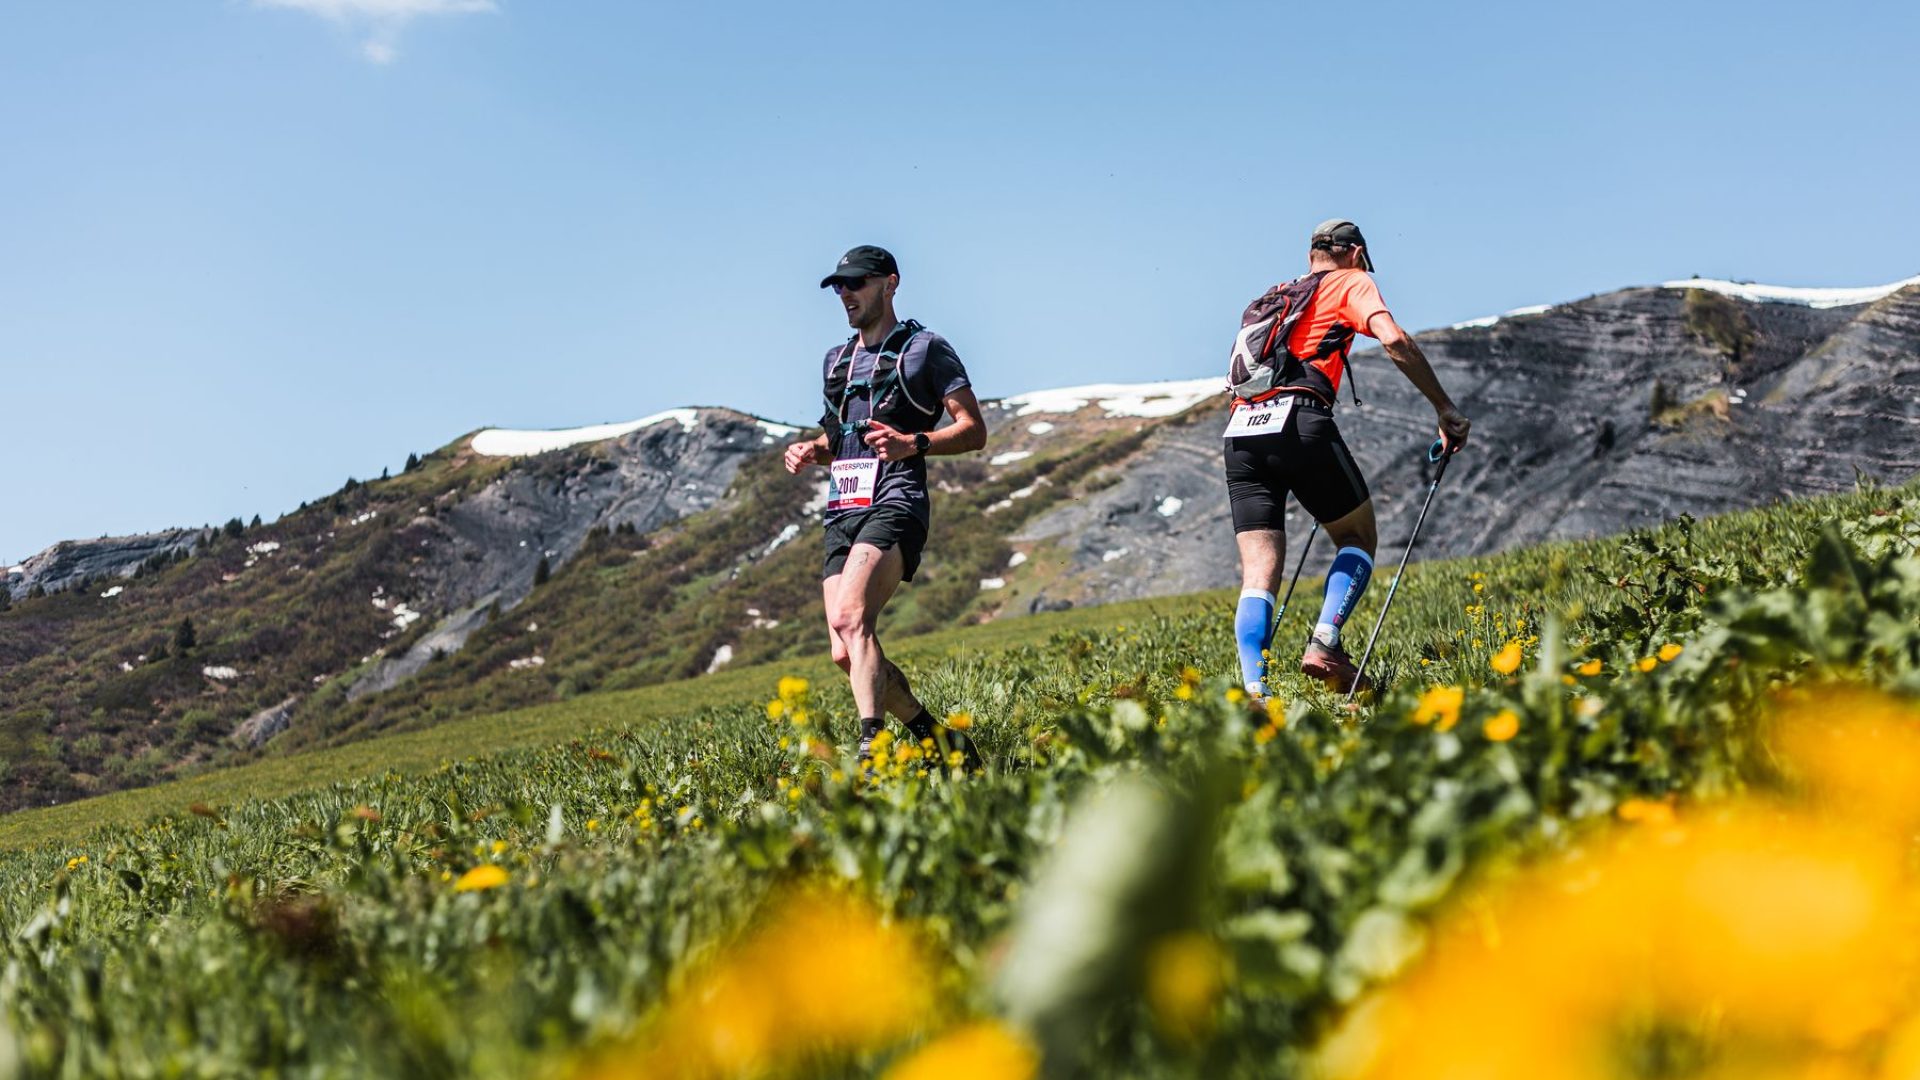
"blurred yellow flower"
454,865,509,893
947,712,973,730
1576,659,1603,677
1146,932,1227,1044
490,839,508,856
1617,797,1676,827
1412,686,1464,731
1483,710,1520,742
776,676,810,701
65,855,88,871
1490,642,1523,675
765,699,785,720
594,887,937,1079
1265,696,1288,727
1317,808,1915,1080
882,1022,1038,1080
1636,656,1659,673
1658,642,1684,662
1773,689,1920,833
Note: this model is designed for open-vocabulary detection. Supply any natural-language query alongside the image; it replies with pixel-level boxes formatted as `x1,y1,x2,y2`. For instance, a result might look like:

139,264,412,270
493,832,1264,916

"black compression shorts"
822,503,928,581
1223,396,1370,532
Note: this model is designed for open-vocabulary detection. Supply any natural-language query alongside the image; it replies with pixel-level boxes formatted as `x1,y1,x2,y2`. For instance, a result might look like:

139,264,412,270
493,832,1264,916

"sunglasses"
830,277,876,296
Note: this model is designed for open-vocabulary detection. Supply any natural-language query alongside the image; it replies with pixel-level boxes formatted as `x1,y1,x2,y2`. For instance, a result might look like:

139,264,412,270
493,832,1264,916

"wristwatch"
913,433,931,456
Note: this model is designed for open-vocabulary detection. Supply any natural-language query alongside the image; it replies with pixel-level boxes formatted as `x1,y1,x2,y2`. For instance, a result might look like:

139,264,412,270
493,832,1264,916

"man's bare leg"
824,543,909,722
821,576,919,720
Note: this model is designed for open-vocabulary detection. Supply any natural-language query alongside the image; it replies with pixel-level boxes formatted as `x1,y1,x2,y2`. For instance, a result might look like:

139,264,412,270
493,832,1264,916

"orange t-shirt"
1282,269,1391,397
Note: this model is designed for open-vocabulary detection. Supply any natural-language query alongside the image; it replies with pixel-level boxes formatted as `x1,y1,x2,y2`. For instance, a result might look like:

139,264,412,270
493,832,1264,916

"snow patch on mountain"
1000,377,1223,419
1660,274,1920,309
1450,303,1552,330
472,410,701,457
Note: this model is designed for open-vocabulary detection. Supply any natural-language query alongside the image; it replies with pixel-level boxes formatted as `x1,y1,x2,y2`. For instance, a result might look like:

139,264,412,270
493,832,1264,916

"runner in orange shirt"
1224,220,1472,695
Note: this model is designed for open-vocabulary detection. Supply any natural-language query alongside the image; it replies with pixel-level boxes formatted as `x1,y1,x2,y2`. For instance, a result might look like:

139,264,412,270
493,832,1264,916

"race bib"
827,459,879,511
1223,395,1297,439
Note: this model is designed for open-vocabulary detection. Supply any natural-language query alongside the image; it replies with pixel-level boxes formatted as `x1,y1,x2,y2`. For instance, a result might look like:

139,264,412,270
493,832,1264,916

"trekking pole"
1272,520,1319,637
1347,439,1459,705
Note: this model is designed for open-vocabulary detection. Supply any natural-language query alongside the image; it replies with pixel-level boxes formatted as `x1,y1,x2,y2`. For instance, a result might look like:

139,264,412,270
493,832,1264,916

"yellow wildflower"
1254,723,1280,746
615,887,938,1077
1617,797,1676,826
1576,659,1602,677
947,712,972,730
883,1021,1038,1080
1146,932,1227,1043
65,856,88,871
1490,641,1523,675
1636,656,1659,673
766,699,786,720
1225,687,1247,704
776,675,810,700
1473,581,1485,594
1412,686,1465,731
1174,684,1194,701
586,819,599,832
454,864,509,892
490,839,508,856
1265,696,1288,727
1657,642,1683,662
1483,710,1520,742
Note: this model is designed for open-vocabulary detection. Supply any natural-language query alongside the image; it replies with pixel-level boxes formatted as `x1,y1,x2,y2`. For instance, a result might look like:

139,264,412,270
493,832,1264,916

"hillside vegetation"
4,479,1918,1077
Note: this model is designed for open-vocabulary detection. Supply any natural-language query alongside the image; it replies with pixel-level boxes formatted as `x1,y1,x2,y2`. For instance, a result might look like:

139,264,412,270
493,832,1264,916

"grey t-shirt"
820,326,970,526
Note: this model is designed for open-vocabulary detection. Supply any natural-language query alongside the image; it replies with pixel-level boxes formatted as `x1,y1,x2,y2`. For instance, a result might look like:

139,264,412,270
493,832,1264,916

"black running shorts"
1223,396,1371,532
822,503,928,581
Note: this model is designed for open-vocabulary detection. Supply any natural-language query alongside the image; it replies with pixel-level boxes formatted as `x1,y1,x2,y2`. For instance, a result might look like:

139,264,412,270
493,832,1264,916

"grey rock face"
232,695,299,748
338,409,783,698
397,410,779,617
6,530,202,601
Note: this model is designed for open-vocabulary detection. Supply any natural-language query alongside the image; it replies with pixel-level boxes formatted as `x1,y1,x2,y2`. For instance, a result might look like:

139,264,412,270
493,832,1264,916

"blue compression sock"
1314,547,1374,647
1234,589,1276,694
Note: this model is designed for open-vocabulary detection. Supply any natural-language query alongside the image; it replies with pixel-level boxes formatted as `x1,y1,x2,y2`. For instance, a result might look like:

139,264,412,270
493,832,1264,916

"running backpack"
821,320,941,442
1227,271,1362,407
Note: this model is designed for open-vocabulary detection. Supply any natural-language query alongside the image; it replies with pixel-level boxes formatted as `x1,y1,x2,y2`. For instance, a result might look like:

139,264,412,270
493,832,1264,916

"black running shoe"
907,712,984,773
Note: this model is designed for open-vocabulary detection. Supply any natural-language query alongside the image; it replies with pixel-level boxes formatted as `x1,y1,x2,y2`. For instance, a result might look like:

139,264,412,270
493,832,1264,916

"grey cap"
1310,219,1374,272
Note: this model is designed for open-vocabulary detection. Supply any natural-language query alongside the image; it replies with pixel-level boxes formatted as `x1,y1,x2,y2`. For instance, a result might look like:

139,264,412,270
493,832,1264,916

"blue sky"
4,1,1917,562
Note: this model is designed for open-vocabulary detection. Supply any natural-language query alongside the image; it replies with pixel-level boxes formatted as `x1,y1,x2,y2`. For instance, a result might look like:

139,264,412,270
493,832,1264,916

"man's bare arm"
1370,312,1472,448
862,387,989,461
782,431,834,474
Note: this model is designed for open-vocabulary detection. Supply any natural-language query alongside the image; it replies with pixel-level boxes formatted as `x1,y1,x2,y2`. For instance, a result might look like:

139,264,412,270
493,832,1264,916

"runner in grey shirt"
782,245,988,765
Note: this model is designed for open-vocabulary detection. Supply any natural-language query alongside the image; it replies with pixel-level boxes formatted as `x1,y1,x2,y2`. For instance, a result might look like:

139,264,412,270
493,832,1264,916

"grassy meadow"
3,480,1919,1078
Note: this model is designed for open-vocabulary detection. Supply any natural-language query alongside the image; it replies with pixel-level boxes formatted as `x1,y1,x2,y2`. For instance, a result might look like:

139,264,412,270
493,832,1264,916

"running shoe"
907,714,984,772
1300,640,1372,694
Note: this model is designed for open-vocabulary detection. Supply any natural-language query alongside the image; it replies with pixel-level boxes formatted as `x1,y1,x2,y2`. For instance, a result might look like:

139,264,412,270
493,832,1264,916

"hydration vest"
1228,271,1364,408
821,320,942,443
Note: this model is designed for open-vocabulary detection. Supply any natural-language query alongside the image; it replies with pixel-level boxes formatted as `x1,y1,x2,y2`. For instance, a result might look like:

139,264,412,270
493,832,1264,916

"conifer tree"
173,616,197,654
405,452,421,473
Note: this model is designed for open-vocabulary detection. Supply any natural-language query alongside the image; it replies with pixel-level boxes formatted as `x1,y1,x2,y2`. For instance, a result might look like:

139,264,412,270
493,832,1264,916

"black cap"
1310,219,1374,272
820,245,899,288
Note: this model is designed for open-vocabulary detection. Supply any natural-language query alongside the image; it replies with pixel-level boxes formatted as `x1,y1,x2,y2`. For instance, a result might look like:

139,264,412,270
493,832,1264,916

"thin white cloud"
252,0,497,64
